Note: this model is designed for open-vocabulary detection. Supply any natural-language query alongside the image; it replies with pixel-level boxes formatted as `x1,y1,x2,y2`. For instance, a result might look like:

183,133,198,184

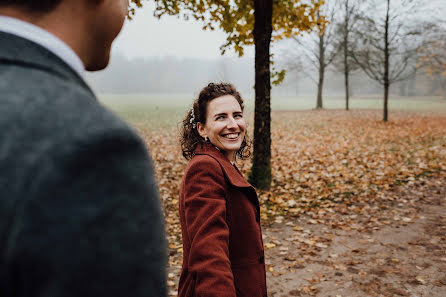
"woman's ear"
197,122,207,139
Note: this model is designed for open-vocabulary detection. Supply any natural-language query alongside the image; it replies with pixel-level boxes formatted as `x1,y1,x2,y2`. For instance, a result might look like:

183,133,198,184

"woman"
178,83,267,297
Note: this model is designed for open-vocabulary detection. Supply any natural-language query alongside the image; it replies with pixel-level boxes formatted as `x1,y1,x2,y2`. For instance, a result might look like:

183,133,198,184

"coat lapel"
194,143,254,190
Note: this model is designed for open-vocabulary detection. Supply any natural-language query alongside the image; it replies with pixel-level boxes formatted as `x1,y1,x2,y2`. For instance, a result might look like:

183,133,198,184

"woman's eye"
216,116,225,120
235,114,243,118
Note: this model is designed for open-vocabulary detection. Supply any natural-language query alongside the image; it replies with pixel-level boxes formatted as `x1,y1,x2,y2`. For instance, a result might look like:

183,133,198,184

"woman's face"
197,95,246,162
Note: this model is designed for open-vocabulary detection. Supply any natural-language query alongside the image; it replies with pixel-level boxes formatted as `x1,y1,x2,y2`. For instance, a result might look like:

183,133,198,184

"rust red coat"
178,143,267,297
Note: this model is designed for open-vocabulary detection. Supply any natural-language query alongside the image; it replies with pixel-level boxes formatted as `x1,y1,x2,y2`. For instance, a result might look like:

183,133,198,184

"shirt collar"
0,16,85,79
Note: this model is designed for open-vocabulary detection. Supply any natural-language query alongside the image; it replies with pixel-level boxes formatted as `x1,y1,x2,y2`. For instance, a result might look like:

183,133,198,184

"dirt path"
265,178,446,297
166,177,446,296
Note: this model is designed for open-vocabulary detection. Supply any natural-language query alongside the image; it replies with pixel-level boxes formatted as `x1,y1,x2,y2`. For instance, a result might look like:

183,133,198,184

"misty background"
86,0,446,100
86,54,440,98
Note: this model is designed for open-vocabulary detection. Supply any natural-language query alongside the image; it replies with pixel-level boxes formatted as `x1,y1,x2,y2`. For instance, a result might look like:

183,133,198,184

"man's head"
0,0,129,71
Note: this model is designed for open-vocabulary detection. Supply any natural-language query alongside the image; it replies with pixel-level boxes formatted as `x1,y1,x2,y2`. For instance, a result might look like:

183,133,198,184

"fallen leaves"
133,109,446,296
254,111,446,223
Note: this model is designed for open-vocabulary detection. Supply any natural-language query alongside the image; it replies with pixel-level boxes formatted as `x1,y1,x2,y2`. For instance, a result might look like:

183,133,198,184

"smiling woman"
177,83,267,297
180,83,251,162
196,94,246,163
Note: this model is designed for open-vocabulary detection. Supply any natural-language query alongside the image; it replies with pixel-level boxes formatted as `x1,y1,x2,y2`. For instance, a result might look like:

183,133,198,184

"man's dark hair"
0,0,63,13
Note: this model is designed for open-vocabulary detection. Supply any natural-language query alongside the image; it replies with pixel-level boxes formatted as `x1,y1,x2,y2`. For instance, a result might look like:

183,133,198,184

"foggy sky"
113,0,445,62
113,2,254,61
88,0,446,97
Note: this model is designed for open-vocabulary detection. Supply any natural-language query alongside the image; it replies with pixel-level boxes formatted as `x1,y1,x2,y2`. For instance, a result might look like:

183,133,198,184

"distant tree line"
86,55,254,95
87,52,444,99
282,0,446,121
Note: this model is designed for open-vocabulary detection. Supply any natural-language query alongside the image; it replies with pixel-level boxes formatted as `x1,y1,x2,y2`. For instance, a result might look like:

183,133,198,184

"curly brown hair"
180,83,251,160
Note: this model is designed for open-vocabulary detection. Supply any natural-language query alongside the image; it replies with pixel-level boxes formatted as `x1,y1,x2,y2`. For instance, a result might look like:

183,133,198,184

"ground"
132,109,446,297
264,177,446,297
165,176,445,297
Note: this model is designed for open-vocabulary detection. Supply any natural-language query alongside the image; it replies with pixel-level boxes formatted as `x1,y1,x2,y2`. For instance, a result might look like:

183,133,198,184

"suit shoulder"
5,66,139,138
0,67,147,171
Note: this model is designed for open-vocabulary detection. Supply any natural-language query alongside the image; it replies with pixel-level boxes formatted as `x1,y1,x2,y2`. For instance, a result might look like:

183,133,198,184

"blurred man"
0,1,167,296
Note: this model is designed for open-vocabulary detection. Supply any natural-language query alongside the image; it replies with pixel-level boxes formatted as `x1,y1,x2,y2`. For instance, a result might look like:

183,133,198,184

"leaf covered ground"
137,109,446,296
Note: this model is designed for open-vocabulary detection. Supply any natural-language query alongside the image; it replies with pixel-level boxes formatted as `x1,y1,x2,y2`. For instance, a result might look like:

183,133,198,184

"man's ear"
197,122,206,139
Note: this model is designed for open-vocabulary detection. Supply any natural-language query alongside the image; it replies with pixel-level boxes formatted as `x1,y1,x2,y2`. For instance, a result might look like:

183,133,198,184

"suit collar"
195,143,253,189
0,31,94,97
0,16,85,79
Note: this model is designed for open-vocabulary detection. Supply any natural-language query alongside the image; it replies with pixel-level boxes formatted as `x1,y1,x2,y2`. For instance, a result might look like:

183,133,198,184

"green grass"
271,95,446,111
99,93,193,128
98,93,446,127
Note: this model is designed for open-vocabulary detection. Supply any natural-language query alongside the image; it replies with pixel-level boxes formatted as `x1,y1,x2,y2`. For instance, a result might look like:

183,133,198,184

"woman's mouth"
222,133,240,140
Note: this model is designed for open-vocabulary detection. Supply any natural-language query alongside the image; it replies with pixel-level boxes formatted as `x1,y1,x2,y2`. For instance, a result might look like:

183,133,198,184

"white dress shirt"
0,16,85,79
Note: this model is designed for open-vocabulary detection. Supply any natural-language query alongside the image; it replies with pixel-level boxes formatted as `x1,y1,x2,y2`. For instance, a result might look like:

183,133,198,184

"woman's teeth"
223,133,239,139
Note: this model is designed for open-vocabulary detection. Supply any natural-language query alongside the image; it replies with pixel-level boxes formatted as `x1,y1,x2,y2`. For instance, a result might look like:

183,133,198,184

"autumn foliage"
129,0,324,56
135,110,446,268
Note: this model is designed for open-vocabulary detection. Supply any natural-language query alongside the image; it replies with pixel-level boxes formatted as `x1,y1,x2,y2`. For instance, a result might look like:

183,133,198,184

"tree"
131,0,322,189
285,0,338,109
251,0,273,189
350,0,424,122
332,0,360,110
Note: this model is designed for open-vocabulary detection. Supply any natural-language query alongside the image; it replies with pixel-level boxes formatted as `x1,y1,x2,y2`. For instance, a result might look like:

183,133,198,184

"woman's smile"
222,132,240,140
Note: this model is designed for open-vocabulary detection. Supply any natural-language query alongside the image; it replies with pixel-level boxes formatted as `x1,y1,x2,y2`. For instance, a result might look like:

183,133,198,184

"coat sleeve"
183,156,237,297
6,127,167,297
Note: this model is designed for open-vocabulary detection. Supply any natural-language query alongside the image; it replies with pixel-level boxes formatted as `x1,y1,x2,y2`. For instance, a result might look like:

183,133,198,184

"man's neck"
0,12,86,78
0,6,88,70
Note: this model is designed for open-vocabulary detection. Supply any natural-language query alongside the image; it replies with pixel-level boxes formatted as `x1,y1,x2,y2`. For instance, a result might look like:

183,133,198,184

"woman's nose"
227,117,237,128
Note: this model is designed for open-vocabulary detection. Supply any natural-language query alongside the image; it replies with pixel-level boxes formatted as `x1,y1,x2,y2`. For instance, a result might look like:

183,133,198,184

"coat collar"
0,31,94,98
194,143,253,189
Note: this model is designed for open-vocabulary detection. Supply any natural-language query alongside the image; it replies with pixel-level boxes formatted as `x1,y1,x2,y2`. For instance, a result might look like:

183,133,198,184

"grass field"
98,93,446,127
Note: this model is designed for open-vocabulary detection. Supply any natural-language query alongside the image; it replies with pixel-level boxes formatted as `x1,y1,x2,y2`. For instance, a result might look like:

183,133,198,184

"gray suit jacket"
0,32,167,297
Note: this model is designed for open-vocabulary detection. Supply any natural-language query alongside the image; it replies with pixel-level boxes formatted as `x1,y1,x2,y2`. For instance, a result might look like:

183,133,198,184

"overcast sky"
111,0,445,62
113,2,254,61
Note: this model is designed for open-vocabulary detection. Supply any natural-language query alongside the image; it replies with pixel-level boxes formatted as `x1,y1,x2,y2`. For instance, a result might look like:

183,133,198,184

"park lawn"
97,94,446,269
98,93,446,128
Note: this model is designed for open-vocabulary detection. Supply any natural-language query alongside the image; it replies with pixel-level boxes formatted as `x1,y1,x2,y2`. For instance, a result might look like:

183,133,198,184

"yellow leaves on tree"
418,40,446,78
130,0,325,56
417,24,446,83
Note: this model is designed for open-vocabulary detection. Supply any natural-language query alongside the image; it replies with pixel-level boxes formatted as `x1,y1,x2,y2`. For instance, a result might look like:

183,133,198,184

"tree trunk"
345,70,350,110
384,81,389,122
344,0,350,111
250,0,273,190
316,33,325,109
383,0,390,122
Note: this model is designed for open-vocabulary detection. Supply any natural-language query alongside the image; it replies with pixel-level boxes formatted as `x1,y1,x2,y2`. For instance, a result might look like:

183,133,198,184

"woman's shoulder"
186,154,223,173
182,154,227,190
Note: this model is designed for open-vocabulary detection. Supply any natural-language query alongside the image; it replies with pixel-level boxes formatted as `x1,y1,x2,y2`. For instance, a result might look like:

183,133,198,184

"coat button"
259,255,264,264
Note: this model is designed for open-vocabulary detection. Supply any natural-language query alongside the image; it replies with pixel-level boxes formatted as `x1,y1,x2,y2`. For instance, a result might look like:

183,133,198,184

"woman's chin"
218,137,243,150
221,144,241,153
